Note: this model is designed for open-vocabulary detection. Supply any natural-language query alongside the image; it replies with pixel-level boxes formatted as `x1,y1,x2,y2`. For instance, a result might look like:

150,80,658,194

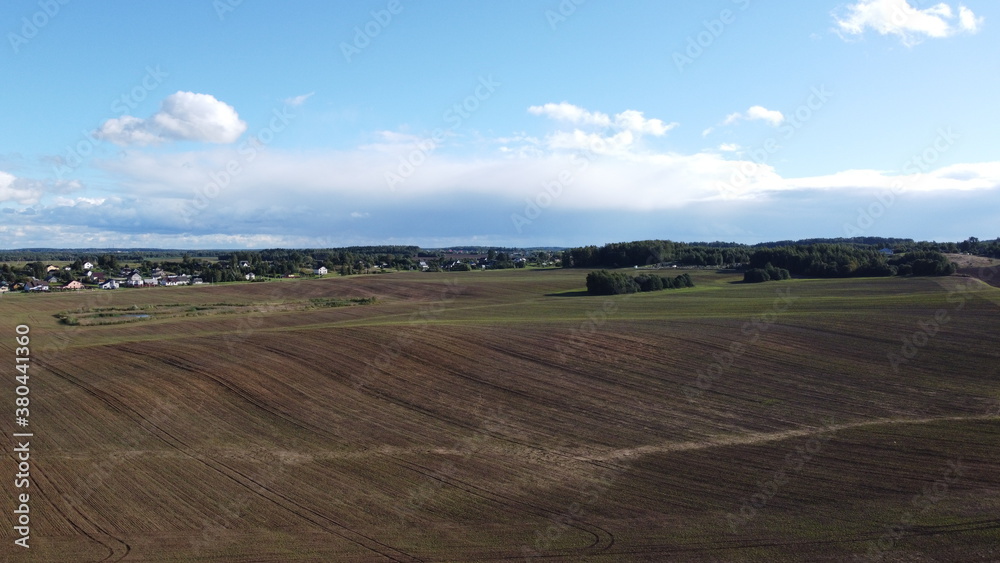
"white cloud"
0,171,82,205
958,6,984,33
284,92,315,107
613,109,677,136
718,143,741,152
95,91,247,146
723,105,785,127
350,211,370,218
528,102,612,127
835,0,984,45
528,102,677,136
0,171,38,204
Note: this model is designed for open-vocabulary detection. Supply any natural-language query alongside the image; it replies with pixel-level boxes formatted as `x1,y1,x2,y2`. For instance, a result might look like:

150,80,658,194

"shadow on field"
545,290,591,297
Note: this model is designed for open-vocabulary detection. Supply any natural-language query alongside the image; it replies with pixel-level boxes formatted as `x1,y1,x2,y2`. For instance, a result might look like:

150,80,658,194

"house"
45,264,59,272
419,261,429,271
126,272,144,286
314,266,328,276
239,261,251,269
151,268,165,279
191,277,204,285
143,278,157,286
89,272,106,282
62,280,85,290
99,279,119,290
0,283,9,294
245,272,256,281
45,275,60,284
82,261,94,270
159,275,190,286
24,279,49,291
64,266,73,271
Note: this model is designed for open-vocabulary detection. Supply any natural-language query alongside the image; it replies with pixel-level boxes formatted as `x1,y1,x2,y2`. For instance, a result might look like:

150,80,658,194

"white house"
245,272,256,280
239,261,251,269
314,266,328,275
82,261,94,270
99,279,119,290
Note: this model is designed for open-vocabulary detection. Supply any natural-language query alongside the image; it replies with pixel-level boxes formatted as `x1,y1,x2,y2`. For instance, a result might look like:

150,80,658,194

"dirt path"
589,413,999,462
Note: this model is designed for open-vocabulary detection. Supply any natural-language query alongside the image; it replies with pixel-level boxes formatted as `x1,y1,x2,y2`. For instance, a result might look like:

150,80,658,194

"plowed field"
2,269,998,561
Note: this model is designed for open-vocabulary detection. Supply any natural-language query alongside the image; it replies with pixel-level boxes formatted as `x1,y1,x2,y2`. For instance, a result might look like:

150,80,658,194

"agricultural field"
1,267,998,561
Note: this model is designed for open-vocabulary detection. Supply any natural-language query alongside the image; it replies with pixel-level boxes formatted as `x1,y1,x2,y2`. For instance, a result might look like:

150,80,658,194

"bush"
744,264,790,283
586,270,694,295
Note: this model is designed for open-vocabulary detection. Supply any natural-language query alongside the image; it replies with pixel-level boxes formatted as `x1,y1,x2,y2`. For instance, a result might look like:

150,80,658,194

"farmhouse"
82,261,94,270
245,272,256,280
62,280,85,290
126,272,145,286
239,260,251,269
159,275,191,286
24,279,49,291
45,264,59,272
314,266,328,275
99,279,119,290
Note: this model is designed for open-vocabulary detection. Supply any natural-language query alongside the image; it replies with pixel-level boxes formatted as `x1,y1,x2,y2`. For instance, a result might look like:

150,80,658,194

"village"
0,259,332,294
0,249,547,295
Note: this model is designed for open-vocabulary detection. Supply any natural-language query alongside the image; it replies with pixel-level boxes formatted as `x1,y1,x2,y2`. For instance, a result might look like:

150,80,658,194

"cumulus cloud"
95,91,247,146
525,102,677,156
528,102,612,127
528,102,677,136
723,105,785,127
834,0,984,45
0,171,32,203
0,171,82,205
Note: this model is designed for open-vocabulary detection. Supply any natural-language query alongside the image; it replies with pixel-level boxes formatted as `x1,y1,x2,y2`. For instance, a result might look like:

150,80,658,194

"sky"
1,0,998,249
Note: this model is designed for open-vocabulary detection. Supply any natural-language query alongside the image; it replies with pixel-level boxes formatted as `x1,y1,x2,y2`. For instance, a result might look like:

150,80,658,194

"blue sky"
1,0,998,248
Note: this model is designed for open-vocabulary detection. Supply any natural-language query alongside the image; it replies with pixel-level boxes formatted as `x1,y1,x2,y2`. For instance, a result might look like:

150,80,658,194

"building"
314,266,328,276
62,280,85,290
82,261,94,270
99,279,119,290
24,279,50,291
